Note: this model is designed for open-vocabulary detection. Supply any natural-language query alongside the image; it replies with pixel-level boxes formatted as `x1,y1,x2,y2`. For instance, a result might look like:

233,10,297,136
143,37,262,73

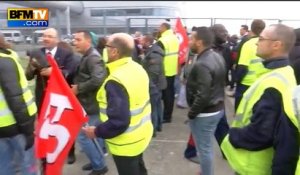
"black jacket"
25,46,75,109
186,49,226,119
212,43,231,71
289,42,300,84
0,48,35,138
73,47,107,115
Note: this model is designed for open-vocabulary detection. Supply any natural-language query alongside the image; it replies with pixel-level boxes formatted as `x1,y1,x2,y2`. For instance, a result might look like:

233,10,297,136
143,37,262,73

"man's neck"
197,47,209,55
82,46,92,55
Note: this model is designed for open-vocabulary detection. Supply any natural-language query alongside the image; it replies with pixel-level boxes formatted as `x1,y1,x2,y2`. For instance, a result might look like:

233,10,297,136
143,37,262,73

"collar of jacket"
263,57,289,69
196,48,212,59
106,57,132,73
161,29,174,37
82,47,94,57
0,48,11,55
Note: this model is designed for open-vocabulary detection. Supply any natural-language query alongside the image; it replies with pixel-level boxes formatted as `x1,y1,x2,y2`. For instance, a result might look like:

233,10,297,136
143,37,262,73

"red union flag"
174,17,189,66
35,54,88,175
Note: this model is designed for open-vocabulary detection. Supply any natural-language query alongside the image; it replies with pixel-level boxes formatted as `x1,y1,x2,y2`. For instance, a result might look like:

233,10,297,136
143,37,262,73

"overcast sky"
180,1,300,35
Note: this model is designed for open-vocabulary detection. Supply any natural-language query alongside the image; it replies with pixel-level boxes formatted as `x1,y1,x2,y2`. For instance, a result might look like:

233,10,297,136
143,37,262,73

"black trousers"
68,143,75,156
162,76,175,122
112,153,148,175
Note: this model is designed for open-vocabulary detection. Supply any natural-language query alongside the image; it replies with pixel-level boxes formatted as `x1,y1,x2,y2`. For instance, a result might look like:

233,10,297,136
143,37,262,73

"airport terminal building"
0,1,182,37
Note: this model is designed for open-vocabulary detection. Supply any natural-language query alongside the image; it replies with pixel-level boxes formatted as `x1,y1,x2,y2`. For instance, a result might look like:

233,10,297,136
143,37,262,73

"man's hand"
82,126,96,139
71,85,78,95
40,67,52,76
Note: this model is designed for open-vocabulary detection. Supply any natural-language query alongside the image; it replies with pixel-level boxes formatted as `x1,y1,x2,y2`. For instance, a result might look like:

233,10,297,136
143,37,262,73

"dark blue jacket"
229,58,299,175
95,81,130,139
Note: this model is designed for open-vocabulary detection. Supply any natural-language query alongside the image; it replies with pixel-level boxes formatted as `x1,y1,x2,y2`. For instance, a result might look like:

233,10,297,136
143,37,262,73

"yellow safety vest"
238,37,270,86
102,48,108,63
97,57,153,156
0,49,37,128
221,66,299,175
158,29,180,76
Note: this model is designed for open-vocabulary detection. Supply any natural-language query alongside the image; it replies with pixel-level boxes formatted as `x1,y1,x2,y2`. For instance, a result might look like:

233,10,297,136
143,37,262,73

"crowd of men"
0,18,300,175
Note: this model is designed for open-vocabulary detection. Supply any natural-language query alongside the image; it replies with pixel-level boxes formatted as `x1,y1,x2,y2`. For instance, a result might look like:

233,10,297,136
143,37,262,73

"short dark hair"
270,24,296,53
195,26,214,47
192,26,198,31
143,33,154,44
241,25,249,31
58,41,73,53
161,22,171,30
75,30,92,40
251,19,266,36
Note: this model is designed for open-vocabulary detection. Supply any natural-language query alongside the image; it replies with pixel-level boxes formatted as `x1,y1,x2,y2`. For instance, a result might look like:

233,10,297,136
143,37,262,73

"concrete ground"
62,95,235,175
14,44,235,175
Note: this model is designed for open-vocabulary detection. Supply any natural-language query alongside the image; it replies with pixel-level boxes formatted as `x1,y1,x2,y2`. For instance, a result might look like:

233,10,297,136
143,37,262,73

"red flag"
35,54,88,175
174,17,189,66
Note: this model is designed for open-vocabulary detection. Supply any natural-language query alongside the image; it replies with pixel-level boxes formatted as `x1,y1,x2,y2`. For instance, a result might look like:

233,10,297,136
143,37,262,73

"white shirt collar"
45,46,58,56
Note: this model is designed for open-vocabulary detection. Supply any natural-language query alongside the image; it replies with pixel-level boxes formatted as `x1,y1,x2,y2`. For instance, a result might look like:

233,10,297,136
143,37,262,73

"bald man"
26,28,75,108
25,27,77,165
83,33,153,175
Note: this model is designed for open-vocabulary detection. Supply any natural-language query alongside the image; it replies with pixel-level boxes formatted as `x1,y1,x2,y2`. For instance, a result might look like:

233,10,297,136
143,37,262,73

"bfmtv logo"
7,8,49,27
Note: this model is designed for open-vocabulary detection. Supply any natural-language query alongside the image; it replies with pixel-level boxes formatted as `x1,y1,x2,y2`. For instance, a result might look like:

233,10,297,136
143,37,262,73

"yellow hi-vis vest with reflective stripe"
97,57,153,156
102,48,108,63
159,29,180,76
221,66,299,175
238,37,270,86
0,49,37,128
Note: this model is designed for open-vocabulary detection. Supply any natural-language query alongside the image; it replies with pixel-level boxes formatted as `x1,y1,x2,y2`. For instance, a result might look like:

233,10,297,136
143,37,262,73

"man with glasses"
82,33,153,175
221,24,299,175
25,28,78,168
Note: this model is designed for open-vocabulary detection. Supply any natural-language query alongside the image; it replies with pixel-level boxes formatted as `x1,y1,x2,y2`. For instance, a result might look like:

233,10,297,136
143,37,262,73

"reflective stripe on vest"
222,66,299,175
97,57,153,156
159,29,180,76
236,72,290,124
0,50,37,127
100,100,150,116
0,89,13,117
165,51,178,56
239,38,270,86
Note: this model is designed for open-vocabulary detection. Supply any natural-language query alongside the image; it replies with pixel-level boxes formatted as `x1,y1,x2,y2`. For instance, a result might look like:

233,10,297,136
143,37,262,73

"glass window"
106,9,126,16
90,8,176,17
153,8,174,16
125,9,141,15
90,9,105,17
3,33,12,37
14,33,20,37
141,9,154,16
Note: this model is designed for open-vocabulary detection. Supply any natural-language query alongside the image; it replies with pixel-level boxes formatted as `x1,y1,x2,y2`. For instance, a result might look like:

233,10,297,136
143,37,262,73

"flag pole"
84,123,104,156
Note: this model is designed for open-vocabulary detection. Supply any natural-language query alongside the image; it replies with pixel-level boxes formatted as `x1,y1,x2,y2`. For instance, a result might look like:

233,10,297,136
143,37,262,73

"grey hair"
269,24,296,53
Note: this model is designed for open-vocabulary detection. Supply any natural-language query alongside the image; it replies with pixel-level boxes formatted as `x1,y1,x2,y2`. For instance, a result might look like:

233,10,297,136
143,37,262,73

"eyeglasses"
258,36,278,42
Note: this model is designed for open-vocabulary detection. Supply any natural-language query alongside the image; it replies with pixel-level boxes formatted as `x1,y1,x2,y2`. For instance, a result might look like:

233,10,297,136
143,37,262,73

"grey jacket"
142,43,167,92
74,47,107,115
